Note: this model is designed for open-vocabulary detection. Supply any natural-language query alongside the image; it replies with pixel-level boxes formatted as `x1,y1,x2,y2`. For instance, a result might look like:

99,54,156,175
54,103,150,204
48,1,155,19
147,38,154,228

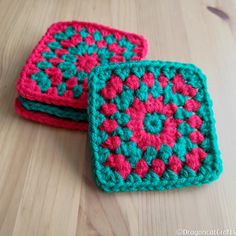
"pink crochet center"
126,95,182,151
15,98,88,131
17,21,148,109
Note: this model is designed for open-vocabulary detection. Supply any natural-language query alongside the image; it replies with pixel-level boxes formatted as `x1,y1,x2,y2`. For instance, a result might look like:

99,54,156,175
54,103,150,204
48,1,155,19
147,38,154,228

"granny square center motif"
89,61,222,192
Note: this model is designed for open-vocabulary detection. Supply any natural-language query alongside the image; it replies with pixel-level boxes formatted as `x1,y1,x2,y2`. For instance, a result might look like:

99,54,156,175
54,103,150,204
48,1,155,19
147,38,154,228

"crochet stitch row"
18,96,87,122
15,98,87,130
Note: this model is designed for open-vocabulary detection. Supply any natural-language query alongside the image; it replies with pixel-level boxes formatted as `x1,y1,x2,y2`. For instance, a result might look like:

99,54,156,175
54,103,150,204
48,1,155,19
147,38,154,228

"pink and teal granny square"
88,61,222,192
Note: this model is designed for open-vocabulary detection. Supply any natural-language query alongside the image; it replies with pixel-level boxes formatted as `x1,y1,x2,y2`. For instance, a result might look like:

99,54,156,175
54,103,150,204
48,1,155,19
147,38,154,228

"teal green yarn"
96,69,112,83
113,127,132,141
150,80,162,98
197,103,209,119
131,65,146,78
162,65,176,79
95,113,106,127
159,144,172,164
174,108,192,119
184,73,202,89
18,96,87,122
31,71,51,93
114,67,130,81
200,138,211,152
57,61,76,71
161,169,178,184
63,69,77,79
87,44,98,55
68,46,81,55
147,65,160,79
58,62,77,79
179,66,206,89
143,113,165,134
173,137,187,161
37,61,53,70
105,34,116,44
136,81,149,101
53,26,76,41
37,79,51,93
177,122,194,136
119,141,142,167
73,84,83,98
172,93,188,106
98,47,114,60
61,54,77,63
118,37,134,50
94,96,105,109
184,136,197,151
64,26,76,38
57,82,67,96
79,28,89,38
76,42,89,55
47,41,62,50
122,50,135,60
77,71,88,82
163,84,173,104
31,71,48,82
143,146,158,165
114,87,134,110
111,112,130,126
54,32,68,41
93,30,103,41
42,51,56,59
97,146,110,163
95,79,106,91
96,130,109,145
58,62,77,72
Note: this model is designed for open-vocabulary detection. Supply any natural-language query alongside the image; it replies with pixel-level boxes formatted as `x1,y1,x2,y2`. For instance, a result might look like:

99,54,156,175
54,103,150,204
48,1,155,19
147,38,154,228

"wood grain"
0,0,236,235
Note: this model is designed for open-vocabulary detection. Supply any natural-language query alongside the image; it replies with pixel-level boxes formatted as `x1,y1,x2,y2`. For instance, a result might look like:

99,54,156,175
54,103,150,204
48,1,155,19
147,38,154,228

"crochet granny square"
88,61,222,192
15,21,147,130
16,21,147,109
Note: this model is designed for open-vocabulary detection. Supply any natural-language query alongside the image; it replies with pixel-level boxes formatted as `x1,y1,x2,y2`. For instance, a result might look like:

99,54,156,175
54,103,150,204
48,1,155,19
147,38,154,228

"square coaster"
88,61,222,192
17,21,147,109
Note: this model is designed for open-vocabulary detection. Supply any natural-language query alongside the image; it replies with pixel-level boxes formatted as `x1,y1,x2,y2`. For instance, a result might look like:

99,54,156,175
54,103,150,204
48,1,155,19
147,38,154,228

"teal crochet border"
19,96,87,122
88,60,223,192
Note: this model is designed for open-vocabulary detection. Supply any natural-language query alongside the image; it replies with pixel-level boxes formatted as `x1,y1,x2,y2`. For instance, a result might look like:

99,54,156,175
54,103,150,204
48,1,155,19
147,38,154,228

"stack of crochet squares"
15,21,222,192
16,21,147,131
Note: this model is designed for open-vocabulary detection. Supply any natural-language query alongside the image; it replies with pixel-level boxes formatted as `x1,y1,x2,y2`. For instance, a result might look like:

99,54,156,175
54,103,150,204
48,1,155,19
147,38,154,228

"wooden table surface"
1,0,236,235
